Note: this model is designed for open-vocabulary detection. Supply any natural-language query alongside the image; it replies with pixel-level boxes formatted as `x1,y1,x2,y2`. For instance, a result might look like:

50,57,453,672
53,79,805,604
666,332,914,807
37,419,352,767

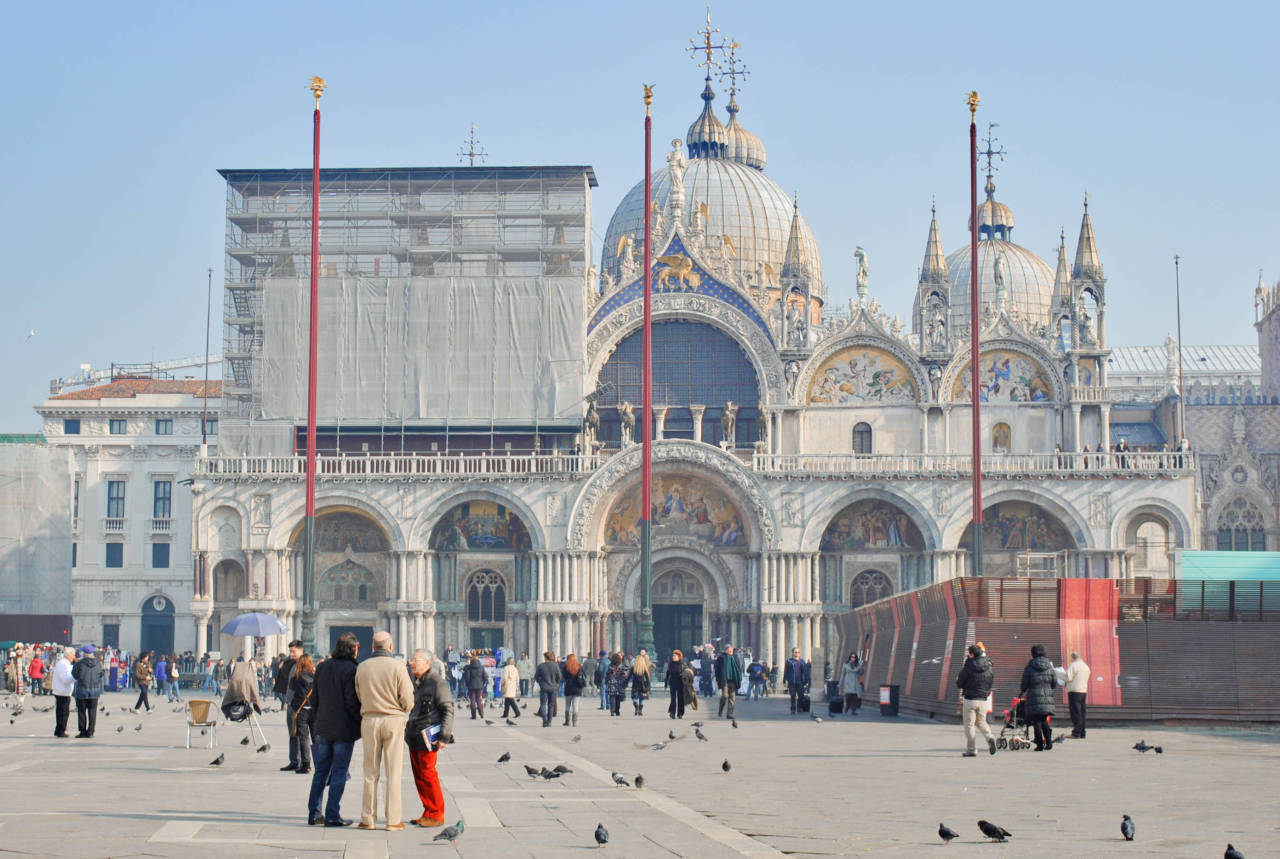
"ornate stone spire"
1072,193,1103,280
919,201,947,284
686,77,728,158
1051,228,1072,309
780,199,811,283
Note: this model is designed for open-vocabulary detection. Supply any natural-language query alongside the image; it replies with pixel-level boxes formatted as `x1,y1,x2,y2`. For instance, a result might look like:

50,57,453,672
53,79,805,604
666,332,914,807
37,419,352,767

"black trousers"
789,687,802,713
668,686,684,718
75,697,98,737
502,697,521,718
134,685,151,711
54,695,71,736
1068,692,1087,736
1030,714,1053,749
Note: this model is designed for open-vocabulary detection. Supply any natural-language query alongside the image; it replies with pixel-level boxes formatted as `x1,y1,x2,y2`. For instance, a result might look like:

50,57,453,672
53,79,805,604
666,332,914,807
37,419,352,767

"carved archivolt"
616,536,739,612
567,440,778,550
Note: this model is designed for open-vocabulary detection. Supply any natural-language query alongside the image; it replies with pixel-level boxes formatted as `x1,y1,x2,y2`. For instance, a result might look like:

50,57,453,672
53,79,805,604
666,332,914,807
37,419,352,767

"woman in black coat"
664,650,686,720
1019,644,1058,751
289,654,316,774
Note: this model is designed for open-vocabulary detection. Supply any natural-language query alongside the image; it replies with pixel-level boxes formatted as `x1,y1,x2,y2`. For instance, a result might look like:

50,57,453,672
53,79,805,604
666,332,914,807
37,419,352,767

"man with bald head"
354,631,414,831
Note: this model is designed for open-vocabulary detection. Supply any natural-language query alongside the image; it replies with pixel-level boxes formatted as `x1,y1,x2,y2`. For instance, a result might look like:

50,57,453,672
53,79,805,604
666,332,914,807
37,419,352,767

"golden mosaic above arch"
807,346,918,404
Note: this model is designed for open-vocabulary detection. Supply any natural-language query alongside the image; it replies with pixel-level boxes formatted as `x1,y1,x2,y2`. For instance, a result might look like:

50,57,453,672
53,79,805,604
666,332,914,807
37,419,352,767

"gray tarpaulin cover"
0,444,72,616
259,274,585,425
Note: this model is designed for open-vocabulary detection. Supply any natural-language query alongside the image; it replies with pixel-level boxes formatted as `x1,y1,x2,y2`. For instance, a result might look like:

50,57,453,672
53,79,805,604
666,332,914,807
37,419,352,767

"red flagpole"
967,91,984,577
637,84,656,656
301,76,325,655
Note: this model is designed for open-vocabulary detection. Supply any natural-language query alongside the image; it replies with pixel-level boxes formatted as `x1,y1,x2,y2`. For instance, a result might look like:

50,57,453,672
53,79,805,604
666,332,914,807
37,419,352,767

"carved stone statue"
785,360,801,395
926,295,948,351
666,139,686,217
618,401,635,447
787,303,807,347
854,246,870,300
993,250,1007,291
618,235,638,282
757,402,769,445
584,400,600,448
891,315,904,339
928,365,942,401
1078,299,1097,346
720,401,738,446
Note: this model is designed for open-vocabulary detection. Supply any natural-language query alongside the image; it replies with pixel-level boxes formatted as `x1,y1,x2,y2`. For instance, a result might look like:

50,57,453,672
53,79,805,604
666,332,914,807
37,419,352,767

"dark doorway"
140,596,175,656
653,604,702,661
469,627,503,651
329,625,374,660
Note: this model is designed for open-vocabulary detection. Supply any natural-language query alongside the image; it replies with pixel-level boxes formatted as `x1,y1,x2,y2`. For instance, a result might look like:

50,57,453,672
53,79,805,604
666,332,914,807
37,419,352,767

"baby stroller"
996,696,1040,750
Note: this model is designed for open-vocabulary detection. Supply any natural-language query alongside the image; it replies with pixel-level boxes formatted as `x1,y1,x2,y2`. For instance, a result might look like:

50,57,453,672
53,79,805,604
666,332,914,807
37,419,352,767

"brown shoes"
386,823,406,831
411,816,445,827
356,822,376,830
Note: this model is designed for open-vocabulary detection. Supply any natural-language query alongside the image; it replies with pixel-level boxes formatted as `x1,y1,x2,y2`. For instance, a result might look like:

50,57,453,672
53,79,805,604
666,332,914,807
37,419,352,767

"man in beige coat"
354,632,414,830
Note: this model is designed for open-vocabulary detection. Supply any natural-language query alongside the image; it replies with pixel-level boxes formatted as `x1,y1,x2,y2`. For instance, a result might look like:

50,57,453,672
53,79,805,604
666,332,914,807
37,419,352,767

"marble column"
537,613,549,657
690,405,705,443
565,614,576,656
1100,404,1112,450
654,406,669,441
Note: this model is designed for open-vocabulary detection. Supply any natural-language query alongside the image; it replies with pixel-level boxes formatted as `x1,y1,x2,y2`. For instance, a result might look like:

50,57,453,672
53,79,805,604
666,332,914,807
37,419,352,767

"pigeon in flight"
594,823,609,847
978,820,1012,842
25,329,36,342
1225,845,1244,859
240,736,251,746
497,751,510,764
938,823,959,844
634,774,644,790
695,728,709,742
524,764,541,779
433,820,465,842
611,772,631,787
209,753,225,766
1120,814,1135,841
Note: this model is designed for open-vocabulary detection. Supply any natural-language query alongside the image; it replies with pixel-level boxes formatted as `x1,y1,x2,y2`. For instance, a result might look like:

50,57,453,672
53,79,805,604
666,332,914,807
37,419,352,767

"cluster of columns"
758,613,823,667
762,552,820,603
529,552,603,604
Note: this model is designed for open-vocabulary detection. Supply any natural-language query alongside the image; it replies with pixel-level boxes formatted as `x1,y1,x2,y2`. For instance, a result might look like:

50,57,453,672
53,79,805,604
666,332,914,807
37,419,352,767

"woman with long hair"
562,653,586,727
604,652,626,716
664,650,686,719
629,649,652,716
290,653,316,774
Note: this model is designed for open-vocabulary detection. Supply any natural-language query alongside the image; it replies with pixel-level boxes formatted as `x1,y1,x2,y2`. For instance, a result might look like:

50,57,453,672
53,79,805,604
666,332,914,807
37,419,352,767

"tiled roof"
50,379,222,401
1108,344,1259,376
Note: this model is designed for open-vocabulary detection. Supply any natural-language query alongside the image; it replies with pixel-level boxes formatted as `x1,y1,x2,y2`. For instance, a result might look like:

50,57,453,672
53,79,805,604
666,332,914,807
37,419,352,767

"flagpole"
301,76,325,656
637,84,656,658
967,91,984,578
1174,255,1185,446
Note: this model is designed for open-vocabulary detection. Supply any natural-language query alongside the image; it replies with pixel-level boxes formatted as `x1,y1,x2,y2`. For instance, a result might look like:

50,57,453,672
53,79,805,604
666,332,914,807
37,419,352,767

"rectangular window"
153,480,172,519
152,543,170,569
71,543,77,568
63,418,81,434
105,543,123,568
109,419,127,435
155,418,173,435
203,417,219,436
106,480,126,519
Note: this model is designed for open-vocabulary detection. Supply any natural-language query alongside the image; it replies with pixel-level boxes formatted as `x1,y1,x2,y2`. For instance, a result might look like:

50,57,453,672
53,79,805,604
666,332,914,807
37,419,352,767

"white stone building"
36,379,220,653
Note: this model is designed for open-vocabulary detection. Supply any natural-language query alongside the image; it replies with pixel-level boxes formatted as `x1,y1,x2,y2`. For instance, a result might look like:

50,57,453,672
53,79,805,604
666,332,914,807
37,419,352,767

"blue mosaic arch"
588,234,773,342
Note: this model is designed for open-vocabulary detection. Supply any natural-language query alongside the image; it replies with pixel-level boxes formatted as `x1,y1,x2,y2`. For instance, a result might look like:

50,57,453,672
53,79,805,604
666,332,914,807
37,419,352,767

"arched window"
852,422,873,454
323,560,377,604
992,422,1011,452
1216,497,1267,551
851,570,892,608
466,571,506,622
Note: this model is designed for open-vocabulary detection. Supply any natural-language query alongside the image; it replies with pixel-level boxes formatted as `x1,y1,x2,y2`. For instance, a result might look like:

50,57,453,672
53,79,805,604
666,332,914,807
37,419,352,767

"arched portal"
466,570,507,651
209,559,246,655
289,509,393,653
652,565,712,659
820,498,929,593
960,501,1076,577
140,594,175,656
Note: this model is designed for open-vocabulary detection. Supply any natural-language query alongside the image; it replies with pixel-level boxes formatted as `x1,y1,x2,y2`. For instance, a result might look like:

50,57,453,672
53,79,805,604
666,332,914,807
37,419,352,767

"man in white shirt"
1064,651,1090,738
52,648,76,738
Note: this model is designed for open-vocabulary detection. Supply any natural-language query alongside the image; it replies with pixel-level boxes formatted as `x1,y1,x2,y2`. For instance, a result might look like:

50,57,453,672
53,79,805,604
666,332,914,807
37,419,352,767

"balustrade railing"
197,452,601,479
752,450,1195,477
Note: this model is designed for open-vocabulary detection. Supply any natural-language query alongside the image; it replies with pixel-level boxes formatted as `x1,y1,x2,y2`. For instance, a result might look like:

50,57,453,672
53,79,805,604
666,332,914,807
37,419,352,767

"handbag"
290,688,313,735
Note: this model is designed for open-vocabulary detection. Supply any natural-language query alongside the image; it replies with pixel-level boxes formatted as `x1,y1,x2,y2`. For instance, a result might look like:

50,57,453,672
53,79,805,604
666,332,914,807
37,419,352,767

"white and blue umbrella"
220,612,287,637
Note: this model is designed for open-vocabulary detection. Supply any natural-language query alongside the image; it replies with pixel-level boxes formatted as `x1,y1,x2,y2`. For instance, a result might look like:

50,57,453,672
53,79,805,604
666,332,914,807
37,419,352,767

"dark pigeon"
1132,740,1157,753
256,744,270,753
484,719,494,726
722,759,731,773
691,721,704,727
553,764,573,774
1121,815,1135,841
978,820,1011,842
505,718,517,726
497,752,510,764
209,753,224,766
668,730,676,740
939,823,959,844
634,774,644,790
1225,845,1244,859
695,728,709,742
594,823,608,847
115,725,124,733
433,820,464,842
540,768,561,780
240,736,250,746
523,764,540,779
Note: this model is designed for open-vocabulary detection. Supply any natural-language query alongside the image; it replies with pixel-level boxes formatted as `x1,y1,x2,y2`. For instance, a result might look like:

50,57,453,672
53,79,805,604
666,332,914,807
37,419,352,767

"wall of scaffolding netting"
0,444,73,616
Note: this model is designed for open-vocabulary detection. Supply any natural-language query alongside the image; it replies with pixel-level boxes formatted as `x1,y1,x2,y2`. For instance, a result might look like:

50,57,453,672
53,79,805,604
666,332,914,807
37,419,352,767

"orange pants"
408,747,444,820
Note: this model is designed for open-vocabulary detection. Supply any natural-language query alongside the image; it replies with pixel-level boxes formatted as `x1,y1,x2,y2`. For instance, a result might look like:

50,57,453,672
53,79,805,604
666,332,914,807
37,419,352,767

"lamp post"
967,91,984,578
637,83,657,658
300,75,324,656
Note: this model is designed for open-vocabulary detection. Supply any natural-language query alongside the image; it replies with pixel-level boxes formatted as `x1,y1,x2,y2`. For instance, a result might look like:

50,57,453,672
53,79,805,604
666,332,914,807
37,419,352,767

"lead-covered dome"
602,82,821,294
945,239,1056,333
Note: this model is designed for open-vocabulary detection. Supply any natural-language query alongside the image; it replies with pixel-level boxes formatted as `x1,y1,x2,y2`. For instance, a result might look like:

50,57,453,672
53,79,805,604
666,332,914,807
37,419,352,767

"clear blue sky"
4,0,1277,430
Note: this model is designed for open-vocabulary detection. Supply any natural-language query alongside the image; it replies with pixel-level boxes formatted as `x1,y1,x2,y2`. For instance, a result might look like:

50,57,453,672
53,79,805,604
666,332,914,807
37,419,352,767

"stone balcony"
195,452,603,483
750,450,1195,479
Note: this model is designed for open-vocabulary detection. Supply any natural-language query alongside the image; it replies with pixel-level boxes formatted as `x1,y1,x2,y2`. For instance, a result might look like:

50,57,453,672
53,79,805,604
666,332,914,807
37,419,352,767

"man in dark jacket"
784,648,810,715
1020,644,1058,750
306,633,361,827
534,651,562,728
405,649,453,828
461,655,487,720
276,640,303,770
71,645,104,738
714,645,744,719
955,644,996,756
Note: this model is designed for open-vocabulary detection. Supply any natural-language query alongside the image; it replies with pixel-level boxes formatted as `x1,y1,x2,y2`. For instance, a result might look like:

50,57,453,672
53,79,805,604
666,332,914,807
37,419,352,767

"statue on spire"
854,246,870,301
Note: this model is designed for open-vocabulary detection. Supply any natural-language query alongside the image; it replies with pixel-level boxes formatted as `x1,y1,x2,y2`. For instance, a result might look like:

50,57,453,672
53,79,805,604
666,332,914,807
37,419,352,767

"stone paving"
0,688,1276,857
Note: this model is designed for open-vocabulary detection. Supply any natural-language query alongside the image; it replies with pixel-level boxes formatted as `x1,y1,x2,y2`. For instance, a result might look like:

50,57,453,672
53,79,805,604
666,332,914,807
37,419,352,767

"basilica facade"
190,57,1197,664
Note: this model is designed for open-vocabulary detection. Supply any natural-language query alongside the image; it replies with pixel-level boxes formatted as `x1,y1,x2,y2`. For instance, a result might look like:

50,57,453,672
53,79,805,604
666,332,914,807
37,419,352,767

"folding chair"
186,699,217,749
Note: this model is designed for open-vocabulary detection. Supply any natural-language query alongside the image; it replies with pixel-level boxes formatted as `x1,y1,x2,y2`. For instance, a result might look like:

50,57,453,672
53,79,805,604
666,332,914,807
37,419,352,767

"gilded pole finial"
644,83,654,116
310,76,326,109
966,90,979,119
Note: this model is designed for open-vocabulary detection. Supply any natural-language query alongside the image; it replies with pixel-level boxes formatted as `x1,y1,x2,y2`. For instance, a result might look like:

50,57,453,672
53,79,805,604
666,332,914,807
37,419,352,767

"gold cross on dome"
687,6,729,76
716,40,749,96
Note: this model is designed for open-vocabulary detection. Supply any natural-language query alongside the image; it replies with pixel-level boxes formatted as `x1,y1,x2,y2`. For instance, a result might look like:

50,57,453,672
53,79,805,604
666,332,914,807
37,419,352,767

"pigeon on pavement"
505,718,517,726
695,728,708,742
731,718,738,728
484,719,495,726
939,823,959,844
256,744,270,753
553,764,573,774
668,730,676,740
722,759,731,773
978,820,1012,842
1132,740,1163,753
571,734,582,743
539,768,561,781
1121,815,1135,841
116,725,124,733
634,774,644,790
497,752,510,764
1225,844,1244,859
523,764,541,779
240,737,250,746
811,715,824,723
433,820,465,842
594,823,608,847
691,721,704,727
611,772,631,787
134,724,143,732
210,754,225,766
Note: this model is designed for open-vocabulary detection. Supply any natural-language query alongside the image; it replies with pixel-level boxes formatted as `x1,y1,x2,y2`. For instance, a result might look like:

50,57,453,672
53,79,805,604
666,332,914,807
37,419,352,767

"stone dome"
944,239,1056,332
